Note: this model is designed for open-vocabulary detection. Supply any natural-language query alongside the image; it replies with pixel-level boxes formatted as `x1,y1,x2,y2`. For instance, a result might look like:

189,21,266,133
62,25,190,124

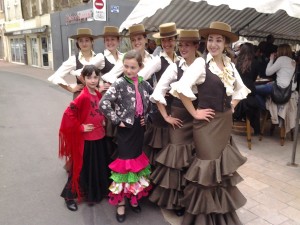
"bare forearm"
156,102,168,119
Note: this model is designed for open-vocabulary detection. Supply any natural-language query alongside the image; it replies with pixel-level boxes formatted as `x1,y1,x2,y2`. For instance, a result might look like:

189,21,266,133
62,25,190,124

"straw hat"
152,22,180,39
178,29,200,42
70,28,98,39
98,26,122,38
126,24,150,37
198,21,238,43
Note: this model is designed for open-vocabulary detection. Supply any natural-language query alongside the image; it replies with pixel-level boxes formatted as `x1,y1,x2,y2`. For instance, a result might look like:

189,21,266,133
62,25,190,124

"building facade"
51,0,138,70
3,0,53,68
2,0,137,70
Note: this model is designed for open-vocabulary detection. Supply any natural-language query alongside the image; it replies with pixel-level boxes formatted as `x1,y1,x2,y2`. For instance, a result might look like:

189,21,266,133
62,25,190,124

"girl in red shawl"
59,65,110,211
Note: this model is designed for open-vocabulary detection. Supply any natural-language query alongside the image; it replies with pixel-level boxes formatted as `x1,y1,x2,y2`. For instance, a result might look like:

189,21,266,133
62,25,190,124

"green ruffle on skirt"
110,165,151,183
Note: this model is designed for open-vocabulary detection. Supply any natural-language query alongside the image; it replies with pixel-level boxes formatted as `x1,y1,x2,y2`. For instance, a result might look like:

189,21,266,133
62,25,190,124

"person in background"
48,28,100,99
147,38,157,54
234,42,261,135
99,50,153,223
97,26,124,80
97,26,124,160
265,34,277,59
138,22,181,165
101,24,153,84
148,29,201,217
255,44,297,110
59,65,110,211
170,21,249,225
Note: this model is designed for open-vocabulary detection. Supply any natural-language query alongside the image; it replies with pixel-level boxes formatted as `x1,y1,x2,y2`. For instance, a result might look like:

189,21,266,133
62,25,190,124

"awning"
119,0,300,44
4,25,48,36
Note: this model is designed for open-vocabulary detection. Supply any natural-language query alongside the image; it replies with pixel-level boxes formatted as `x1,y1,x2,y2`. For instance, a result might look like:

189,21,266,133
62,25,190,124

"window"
68,38,76,57
0,0,4,11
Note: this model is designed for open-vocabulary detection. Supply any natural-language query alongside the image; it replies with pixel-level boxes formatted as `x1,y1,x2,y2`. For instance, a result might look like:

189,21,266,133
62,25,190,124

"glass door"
30,37,38,66
41,36,49,67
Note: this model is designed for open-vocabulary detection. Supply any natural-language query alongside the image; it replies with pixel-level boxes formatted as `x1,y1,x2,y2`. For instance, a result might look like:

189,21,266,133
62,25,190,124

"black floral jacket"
99,76,153,126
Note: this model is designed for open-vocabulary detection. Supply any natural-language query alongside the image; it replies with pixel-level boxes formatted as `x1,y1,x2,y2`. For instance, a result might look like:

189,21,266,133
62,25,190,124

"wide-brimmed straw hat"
98,26,122,38
198,21,238,43
178,29,200,42
126,24,150,37
70,28,98,40
152,22,180,39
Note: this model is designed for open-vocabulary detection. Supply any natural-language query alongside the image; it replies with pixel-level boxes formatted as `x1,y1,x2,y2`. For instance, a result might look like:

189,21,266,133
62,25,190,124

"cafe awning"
119,0,300,44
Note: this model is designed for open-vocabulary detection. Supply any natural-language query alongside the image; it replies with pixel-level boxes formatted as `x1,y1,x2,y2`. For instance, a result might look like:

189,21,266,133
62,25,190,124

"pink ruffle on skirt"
109,152,149,174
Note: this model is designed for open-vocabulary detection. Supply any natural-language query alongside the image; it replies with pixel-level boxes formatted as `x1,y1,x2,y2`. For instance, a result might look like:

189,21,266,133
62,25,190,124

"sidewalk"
1,60,300,225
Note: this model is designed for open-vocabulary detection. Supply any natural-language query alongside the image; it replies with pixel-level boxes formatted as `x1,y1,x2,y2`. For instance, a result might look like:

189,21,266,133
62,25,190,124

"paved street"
1,60,300,225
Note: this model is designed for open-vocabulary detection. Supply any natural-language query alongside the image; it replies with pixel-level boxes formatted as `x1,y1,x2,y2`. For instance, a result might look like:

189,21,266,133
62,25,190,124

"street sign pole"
287,93,300,167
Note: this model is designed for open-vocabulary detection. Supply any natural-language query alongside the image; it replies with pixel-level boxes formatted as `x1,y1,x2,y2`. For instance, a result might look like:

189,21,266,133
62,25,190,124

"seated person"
233,43,261,135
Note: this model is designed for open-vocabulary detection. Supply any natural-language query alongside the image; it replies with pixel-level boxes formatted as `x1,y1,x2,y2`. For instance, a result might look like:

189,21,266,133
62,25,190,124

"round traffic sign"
94,0,104,10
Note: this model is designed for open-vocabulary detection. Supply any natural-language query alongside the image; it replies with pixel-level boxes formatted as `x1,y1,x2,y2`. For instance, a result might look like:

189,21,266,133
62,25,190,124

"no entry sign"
93,0,106,21
94,0,104,10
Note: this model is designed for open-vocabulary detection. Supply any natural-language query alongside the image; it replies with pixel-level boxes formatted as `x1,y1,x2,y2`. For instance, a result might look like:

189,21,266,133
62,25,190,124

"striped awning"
119,0,300,44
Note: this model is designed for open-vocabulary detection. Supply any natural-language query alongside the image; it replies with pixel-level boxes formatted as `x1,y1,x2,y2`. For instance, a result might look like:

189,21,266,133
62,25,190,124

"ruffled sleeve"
101,60,124,84
169,57,206,100
48,55,76,86
150,63,178,105
138,55,161,81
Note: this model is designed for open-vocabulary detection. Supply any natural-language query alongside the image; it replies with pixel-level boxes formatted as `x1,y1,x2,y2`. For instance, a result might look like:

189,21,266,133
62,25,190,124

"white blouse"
103,49,123,65
170,53,250,101
101,50,153,84
150,57,191,105
138,51,181,81
47,51,104,86
266,56,297,90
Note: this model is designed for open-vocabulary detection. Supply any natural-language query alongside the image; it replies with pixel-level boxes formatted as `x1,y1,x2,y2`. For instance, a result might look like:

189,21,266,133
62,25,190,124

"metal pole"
287,92,300,167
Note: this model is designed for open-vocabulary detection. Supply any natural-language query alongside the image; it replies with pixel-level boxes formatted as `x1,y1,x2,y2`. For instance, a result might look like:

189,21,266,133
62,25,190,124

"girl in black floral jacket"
99,50,152,223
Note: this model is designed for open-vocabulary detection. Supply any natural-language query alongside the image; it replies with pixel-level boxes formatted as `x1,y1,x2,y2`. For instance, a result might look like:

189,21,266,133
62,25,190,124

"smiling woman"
169,21,250,225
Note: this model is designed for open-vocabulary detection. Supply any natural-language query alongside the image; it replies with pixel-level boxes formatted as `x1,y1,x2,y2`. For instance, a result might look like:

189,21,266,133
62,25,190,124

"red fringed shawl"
58,87,102,199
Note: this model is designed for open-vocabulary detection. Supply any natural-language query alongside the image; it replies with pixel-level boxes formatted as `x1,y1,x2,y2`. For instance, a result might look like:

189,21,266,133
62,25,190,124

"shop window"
10,38,25,64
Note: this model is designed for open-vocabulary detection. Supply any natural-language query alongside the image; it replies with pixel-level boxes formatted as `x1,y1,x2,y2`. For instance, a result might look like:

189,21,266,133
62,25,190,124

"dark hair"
123,50,143,68
81,65,100,78
76,37,94,50
236,42,255,74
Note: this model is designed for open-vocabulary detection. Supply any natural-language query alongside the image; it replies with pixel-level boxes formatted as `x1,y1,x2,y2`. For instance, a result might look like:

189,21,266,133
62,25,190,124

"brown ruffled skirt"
144,110,170,165
181,109,247,225
149,106,195,209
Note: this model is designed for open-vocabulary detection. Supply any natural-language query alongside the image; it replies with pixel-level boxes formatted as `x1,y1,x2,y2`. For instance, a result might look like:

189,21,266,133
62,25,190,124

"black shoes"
116,204,126,223
65,199,78,211
129,204,141,213
174,208,185,217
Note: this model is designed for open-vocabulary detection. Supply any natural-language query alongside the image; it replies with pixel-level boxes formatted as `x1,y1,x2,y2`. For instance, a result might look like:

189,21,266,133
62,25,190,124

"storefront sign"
4,26,48,36
93,0,107,21
65,9,93,24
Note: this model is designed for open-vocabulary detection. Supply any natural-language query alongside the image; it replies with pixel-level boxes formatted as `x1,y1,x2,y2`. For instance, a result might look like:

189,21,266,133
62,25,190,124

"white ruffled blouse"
150,57,191,105
170,53,250,101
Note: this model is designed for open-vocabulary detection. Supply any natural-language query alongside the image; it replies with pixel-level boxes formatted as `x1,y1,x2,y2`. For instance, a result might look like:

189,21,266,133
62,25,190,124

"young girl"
100,50,152,223
59,65,110,211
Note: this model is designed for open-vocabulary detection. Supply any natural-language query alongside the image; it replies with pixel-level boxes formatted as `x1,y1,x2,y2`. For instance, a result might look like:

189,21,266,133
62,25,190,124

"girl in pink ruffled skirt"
100,50,153,223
